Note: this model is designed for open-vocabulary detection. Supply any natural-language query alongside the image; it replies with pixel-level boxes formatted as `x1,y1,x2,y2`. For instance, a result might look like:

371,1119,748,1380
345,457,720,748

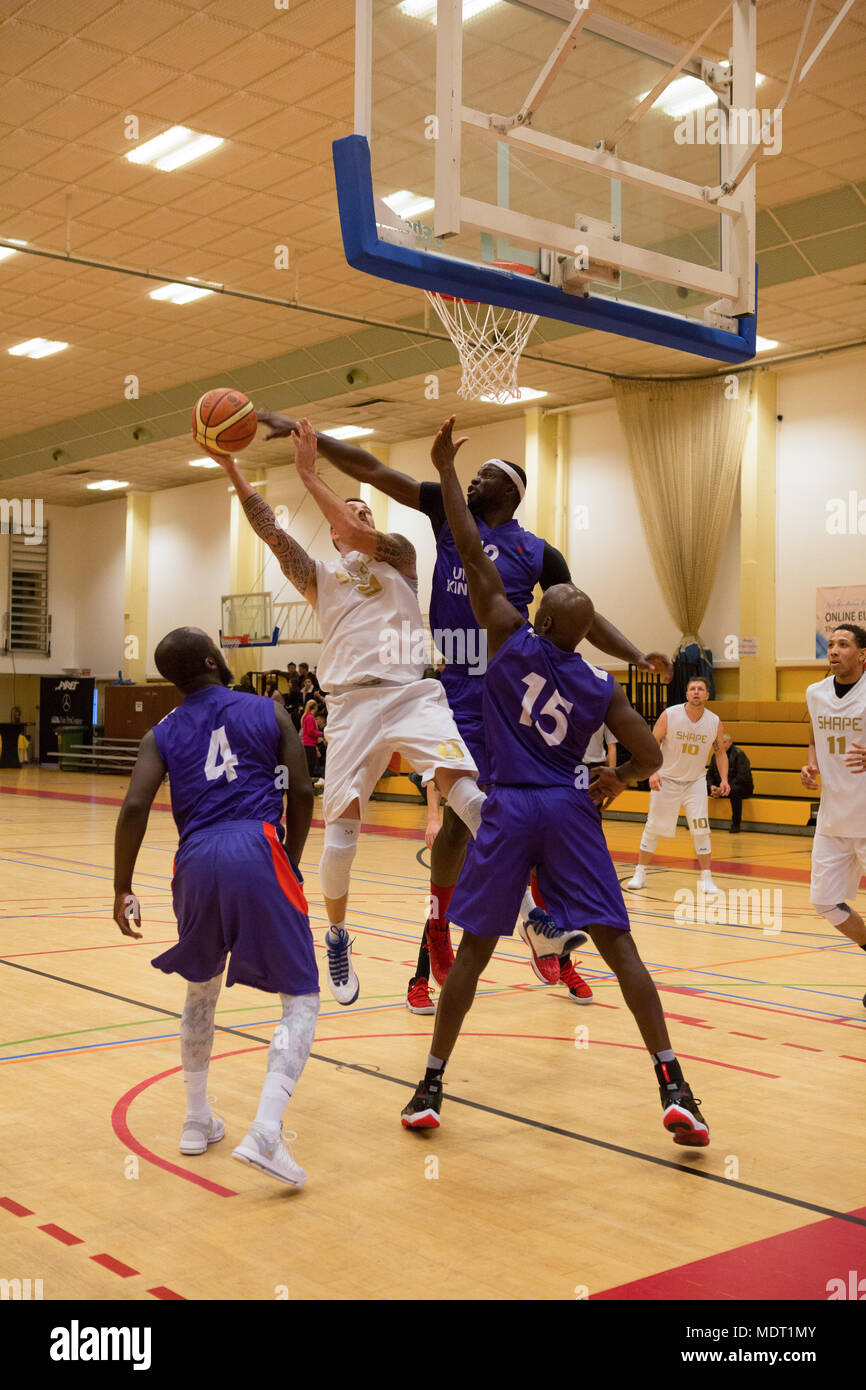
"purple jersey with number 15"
151,686,284,842
483,622,614,788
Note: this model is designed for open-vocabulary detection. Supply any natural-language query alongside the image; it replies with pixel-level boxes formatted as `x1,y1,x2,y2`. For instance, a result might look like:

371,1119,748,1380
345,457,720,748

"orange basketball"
192,388,257,454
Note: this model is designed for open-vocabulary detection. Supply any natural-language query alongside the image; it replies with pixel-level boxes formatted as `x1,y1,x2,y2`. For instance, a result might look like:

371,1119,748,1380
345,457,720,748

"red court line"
783,1042,822,1052
0,785,173,812
1,937,176,960
593,1202,866,1300
729,1032,767,1040
0,1196,33,1216
657,983,866,1031
10,780,864,888
91,1252,138,1278
111,1061,240,1199
39,1223,83,1245
2,1195,185,1298
841,1054,866,1064
117,1032,780,1197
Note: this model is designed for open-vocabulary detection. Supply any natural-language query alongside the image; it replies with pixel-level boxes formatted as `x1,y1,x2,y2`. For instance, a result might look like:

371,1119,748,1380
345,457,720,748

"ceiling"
0,0,864,505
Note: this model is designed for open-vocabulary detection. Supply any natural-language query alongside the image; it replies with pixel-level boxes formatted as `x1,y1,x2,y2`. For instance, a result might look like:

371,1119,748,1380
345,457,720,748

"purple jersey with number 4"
484,622,614,787
152,686,284,841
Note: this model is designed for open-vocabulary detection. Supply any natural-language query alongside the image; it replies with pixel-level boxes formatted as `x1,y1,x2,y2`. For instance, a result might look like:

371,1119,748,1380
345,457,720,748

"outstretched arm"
201,446,316,604
585,612,672,681
257,410,421,509
291,420,416,580
113,730,167,937
431,416,523,656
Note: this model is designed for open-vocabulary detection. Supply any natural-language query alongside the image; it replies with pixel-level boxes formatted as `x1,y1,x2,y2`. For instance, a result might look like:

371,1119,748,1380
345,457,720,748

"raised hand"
291,418,318,477
257,409,299,440
431,415,468,475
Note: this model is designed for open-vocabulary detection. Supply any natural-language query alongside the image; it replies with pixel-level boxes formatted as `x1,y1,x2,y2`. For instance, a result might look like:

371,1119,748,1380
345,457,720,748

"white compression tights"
180,977,320,1133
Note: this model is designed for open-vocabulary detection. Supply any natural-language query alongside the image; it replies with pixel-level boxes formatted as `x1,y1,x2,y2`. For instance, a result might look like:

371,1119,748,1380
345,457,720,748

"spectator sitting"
284,676,302,730
263,677,285,708
707,733,753,833
298,662,320,694
233,674,255,693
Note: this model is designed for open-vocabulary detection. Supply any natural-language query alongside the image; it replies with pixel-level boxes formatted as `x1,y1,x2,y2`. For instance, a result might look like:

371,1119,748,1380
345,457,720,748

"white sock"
183,1068,210,1121
519,889,536,921
700,870,714,885
253,1073,294,1137
327,919,346,934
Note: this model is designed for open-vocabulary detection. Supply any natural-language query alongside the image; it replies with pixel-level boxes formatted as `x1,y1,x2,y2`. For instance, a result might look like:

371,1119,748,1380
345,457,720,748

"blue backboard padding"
333,134,756,364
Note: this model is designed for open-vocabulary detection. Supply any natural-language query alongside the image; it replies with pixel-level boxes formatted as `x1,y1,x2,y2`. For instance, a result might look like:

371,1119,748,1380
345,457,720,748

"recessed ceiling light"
755,335,779,351
400,0,500,20
189,458,220,468
8,337,68,358
0,238,27,262
126,126,223,171
86,480,129,492
640,75,715,118
324,426,374,440
481,387,547,403
149,283,213,304
383,190,435,218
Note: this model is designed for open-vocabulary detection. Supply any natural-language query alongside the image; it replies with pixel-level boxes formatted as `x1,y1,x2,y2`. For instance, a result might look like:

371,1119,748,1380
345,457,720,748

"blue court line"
0,854,169,888
0,987,520,1064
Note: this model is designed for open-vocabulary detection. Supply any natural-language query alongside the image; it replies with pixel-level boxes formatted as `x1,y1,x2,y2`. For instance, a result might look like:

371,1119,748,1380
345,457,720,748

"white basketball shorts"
321,677,477,823
809,832,866,907
645,777,710,842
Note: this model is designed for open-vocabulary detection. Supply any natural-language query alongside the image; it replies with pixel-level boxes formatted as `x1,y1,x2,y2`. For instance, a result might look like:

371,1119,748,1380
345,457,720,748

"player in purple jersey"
399,422,710,1148
113,627,320,1188
257,409,671,1012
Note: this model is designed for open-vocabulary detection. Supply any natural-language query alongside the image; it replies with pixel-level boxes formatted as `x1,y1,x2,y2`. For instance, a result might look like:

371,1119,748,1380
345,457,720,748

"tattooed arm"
203,447,317,604
292,419,417,581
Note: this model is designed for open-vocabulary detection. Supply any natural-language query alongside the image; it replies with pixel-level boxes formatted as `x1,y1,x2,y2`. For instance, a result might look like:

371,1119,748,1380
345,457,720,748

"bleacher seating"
371,699,818,834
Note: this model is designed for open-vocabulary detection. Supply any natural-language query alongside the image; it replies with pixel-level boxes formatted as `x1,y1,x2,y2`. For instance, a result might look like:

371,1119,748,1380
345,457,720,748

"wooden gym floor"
1,768,864,1302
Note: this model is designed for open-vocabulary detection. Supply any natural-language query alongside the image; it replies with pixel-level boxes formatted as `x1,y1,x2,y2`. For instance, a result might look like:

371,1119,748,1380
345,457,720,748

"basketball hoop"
425,263,539,403
218,626,281,649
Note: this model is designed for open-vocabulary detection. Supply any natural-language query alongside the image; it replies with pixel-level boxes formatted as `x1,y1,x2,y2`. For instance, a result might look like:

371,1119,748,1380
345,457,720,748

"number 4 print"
519,672,573,747
204,725,239,782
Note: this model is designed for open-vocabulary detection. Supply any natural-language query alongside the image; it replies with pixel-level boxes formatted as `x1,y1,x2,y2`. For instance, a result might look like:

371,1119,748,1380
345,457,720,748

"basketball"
192,388,257,454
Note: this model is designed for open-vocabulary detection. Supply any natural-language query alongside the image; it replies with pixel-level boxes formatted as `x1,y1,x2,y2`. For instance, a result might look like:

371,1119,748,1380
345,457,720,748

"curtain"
612,372,753,647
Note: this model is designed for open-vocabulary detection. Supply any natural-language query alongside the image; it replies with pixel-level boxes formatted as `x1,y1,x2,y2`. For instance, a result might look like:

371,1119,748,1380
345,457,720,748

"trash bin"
56,724,89,772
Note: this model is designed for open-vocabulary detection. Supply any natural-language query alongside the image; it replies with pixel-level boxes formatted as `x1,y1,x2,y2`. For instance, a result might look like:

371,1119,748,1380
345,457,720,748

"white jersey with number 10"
659,704,719,782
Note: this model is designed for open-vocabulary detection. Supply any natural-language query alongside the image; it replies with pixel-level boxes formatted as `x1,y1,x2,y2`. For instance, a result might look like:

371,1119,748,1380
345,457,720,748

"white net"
425,291,539,403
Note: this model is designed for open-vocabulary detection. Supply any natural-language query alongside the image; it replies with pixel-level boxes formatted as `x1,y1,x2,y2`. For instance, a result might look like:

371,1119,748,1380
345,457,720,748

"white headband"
487,458,526,502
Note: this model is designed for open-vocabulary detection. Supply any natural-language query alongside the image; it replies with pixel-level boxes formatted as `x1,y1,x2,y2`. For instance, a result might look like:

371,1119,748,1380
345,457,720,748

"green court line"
0,994,417,1049
3,978,861,1052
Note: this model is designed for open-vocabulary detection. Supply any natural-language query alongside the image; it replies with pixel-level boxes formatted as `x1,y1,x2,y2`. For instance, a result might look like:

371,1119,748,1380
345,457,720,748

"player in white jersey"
801,624,866,1005
204,422,485,1006
627,677,729,896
